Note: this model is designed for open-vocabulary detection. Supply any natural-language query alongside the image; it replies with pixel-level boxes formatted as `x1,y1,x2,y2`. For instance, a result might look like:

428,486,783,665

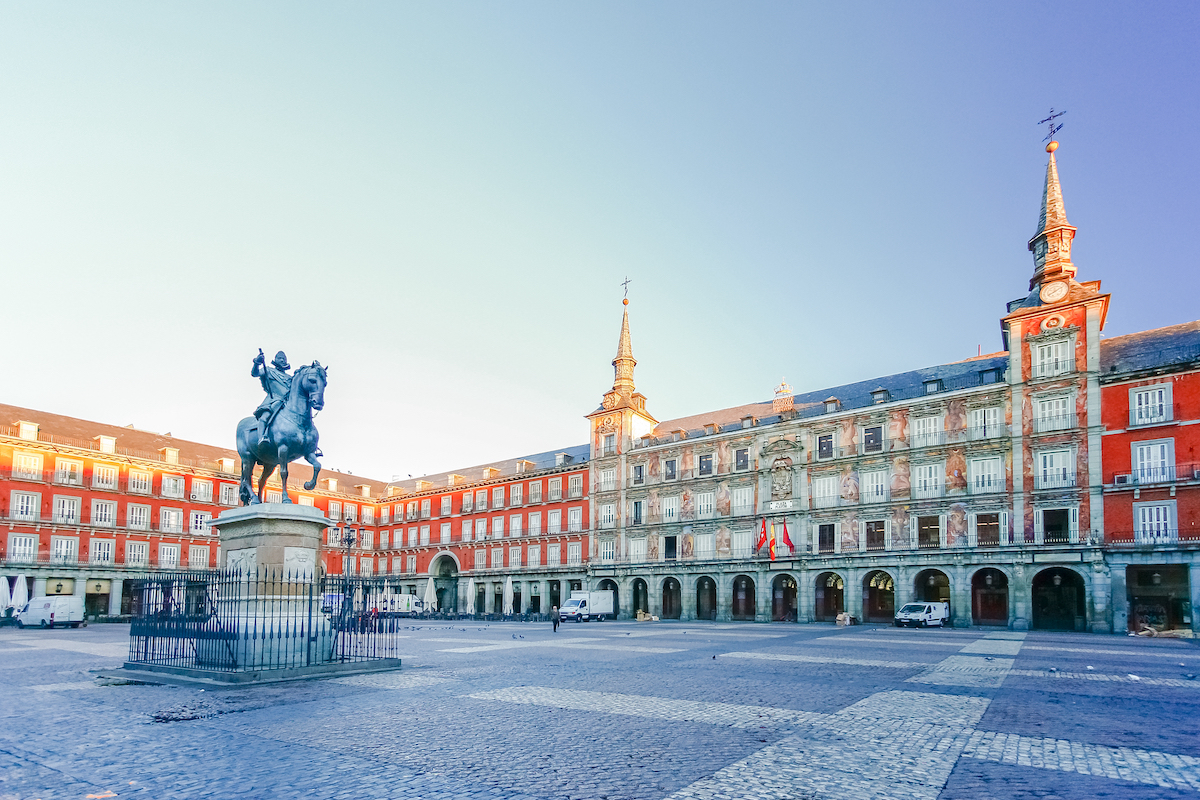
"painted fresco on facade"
888,408,909,449
890,455,910,497
948,503,968,546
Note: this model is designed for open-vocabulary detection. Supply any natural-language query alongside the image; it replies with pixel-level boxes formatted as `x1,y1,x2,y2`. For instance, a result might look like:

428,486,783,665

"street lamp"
341,526,358,576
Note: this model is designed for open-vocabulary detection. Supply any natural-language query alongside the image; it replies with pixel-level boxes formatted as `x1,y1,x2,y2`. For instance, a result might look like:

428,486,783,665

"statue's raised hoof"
303,481,316,491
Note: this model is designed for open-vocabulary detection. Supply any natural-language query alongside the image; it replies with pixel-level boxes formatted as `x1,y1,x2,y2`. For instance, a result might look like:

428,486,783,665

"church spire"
1027,140,1077,291
611,298,637,396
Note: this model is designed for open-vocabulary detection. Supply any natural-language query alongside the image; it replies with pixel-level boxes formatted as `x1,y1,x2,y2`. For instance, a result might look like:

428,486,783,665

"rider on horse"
252,350,292,446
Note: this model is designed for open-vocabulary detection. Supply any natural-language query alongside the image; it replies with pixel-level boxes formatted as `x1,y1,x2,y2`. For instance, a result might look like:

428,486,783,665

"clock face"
1040,281,1069,303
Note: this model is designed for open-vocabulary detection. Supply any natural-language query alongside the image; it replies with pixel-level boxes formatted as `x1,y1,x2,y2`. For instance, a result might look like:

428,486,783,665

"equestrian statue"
236,349,328,505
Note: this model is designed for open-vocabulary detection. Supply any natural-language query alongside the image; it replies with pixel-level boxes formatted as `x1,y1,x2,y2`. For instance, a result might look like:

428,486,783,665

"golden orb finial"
1046,140,1059,153
622,298,629,306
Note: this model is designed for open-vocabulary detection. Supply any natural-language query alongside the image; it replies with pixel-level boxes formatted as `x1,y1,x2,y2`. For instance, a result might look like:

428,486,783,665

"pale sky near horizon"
1,3,1197,482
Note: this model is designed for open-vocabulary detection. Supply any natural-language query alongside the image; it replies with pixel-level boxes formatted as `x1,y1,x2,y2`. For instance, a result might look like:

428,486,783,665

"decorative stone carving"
770,457,793,500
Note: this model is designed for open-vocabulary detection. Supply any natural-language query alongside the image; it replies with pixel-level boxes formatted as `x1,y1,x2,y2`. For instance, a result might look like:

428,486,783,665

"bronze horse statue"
236,362,327,504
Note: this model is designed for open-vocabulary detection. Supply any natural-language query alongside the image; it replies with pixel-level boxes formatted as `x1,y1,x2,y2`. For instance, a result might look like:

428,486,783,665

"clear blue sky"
1,3,1196,480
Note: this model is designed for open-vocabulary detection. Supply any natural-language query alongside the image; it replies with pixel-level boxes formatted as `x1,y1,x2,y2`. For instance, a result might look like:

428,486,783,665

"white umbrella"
0,577,10,613
423,577,438,613
11,574,29,610
466,578,476,615
502,577,514,616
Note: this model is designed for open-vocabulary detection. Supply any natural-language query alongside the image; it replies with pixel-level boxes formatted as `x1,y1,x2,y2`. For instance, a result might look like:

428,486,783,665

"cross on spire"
621,276,632,298
1038,108,1066,143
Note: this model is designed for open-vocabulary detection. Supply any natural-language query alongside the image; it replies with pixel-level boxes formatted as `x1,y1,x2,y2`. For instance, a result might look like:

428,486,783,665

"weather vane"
621,276,632,299
1038,108,1066,143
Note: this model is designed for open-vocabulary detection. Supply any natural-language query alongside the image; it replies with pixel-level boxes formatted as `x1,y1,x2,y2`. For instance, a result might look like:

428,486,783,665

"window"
129,471,152,494
420,525,431,545
189,545,210,568
458,520,472,542
11,491,39,521
629,537,647,562
93,465,119,490
53,496,81,524
92,500,117,527
861,426,883,454
159,544,180,569
633,465,644,485
913,463,942,499
970,457,1002,494
528,512,541,536
1131,386,1170,426
698,454,713,476
1040,508,1072,544
461,493,473,513
379,506,391,524
917,516,940,549
362,506,375,524
862,470,887,503
548,544,562,566
98,436,116,454
812,475,838,508
160,508,183,533
344,505,357,523
664,459,677,481
219,484,238,505
299,495,314,507
865,521,886,551
1035,396,1072,432
380,531,390,549
817,434,834,460
492,487,505,509
359,558,374,577
632,500,643,525
509,515,522,536
694,533,715,559
55,459,83,485
266,490,283,504
127,504,149,530
976,513,1001,547
732,486,753,516
603,434,616,455
1135,503,1174,544
599,539,615,562
1036,450,1074,489
8,534,36,561
567,542,582,565
1134,441,1173,483
474,490,488,511
405,501,416,521
912,417,941,448
408,555,419,573
970,407,1003,439
440,523,451,544
51,536,77,563
440,496,452,516
527,545,541,567
568,507,583,532
663,495,679,521
474,550,487,570
126,542,149,567
732,529,754,557
474,519,487,541
91,539,114,564
696,491,715,519
1033,339,1072,377
600,469,616,492
568,475,583,498
490,518,503,539
161,476,185,498
735,448,749,471
328,501,341,521
13,453,43,480
510,484,523,506
189,479,213,503
491,548,503,569
548,510,562,534
529,481,542,504
600,503,616,528
509,546,522,567
190,511,212,533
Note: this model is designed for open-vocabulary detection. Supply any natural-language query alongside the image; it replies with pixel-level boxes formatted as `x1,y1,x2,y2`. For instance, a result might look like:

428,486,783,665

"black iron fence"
126,569,405,673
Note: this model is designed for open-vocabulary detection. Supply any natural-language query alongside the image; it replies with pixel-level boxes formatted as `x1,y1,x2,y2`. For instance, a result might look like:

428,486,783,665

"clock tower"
587,298,657,458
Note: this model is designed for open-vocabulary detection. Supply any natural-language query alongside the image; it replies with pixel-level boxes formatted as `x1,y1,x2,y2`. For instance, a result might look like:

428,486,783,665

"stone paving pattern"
1,620,1198,799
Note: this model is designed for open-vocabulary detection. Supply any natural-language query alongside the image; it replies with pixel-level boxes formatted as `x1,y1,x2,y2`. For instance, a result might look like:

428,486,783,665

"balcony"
1031,360,1075,379
1129,406,1175,428
1106,529,1200,546
910,431,947,449
1036,472,1077,490
1033,414,1078,434
913,483,943,500
1112,464,1199,486
967,424,1009,441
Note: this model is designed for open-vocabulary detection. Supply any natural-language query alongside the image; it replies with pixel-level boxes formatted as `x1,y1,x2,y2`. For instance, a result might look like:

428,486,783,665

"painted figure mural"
716,440,731,474
648,452,660,479
681,530,694,559
945,399,967,439
888,408,909,449
681,489,694,521
715,482,731,516
946,448,968,494
840,513,860,552
947,503,968,546
716,526,732,555
890,506,910,547
839,417,857,454
890,455,911,497
839,465,860,503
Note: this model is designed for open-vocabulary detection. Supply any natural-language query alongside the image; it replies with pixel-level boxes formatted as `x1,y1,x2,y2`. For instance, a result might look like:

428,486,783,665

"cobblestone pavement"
1,621,1198,799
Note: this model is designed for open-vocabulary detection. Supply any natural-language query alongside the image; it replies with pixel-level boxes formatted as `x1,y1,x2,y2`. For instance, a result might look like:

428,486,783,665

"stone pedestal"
213,503,328,577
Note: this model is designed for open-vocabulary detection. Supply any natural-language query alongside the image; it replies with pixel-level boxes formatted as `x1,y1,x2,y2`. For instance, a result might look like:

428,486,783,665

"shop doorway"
972,568,1009,626
1032,568,1086,631
815,572,844,621
662,578,682,619
696,577,717,620
862,571,895,623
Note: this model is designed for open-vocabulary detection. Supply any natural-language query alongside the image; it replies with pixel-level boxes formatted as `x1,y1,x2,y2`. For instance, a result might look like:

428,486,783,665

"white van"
15,596,85,629
894,601,949,628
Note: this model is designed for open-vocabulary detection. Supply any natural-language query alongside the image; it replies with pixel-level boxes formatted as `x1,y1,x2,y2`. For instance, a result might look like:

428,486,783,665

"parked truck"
559,590,615,622
893,601,950,628
15,596,85,629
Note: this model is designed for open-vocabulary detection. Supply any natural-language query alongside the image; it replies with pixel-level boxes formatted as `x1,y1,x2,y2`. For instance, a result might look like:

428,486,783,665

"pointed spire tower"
1027,140,1078,291
588,297,657,458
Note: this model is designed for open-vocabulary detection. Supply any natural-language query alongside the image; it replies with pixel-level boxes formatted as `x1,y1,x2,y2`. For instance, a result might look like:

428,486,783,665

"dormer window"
17,421,39,441
871,388,890,405
704,423,717,435
96,435,117,454
326,477,338,493
824,398,839,414
160,447,179,465
217,457,235,473
924,379,943,395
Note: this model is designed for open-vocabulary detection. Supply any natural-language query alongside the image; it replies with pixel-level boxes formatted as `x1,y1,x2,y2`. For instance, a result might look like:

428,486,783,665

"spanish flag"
768,523,777,561
756,518,767,552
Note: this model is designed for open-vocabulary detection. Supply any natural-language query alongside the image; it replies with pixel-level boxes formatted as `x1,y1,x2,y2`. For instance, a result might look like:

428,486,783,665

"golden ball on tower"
1046,140,1059,153
623,298,629,306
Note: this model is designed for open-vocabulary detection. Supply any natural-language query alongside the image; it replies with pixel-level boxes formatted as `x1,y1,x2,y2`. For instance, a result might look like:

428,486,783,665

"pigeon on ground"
512,634,517,639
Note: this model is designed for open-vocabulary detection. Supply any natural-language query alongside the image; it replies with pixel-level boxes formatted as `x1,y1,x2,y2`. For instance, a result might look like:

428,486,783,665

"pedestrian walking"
551,605,560,633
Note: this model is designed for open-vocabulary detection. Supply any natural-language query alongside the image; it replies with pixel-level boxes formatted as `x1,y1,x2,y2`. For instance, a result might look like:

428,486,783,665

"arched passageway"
815,572,844,621
862,570,895,623
431,555,458,613
598,579,619,618
696,577,717,621
972,568,1009,626
772,575,797,622
661,578,682,620
632,579,649,616
915,569,951,603
731,575,756,621
1032,568,1086,631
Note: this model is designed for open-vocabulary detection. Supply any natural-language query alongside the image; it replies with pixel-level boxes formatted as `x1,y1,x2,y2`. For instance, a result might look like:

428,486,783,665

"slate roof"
384,444,591,495
1100,320,1200,376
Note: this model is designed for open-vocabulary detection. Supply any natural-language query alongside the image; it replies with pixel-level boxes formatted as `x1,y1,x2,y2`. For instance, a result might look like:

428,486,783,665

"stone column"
1090,559,1113,633
1190,563,1200,634
951,565,972,628
798,568,815,623
484,582,495,614
715,573,732,623
844,568,863,622
1011,564,1030,631
647,575,661,618
1110,562,1129,633
33,577,47,598
108,578,124,616
895,566,915,610
756,568,771,622
681,572,697,621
